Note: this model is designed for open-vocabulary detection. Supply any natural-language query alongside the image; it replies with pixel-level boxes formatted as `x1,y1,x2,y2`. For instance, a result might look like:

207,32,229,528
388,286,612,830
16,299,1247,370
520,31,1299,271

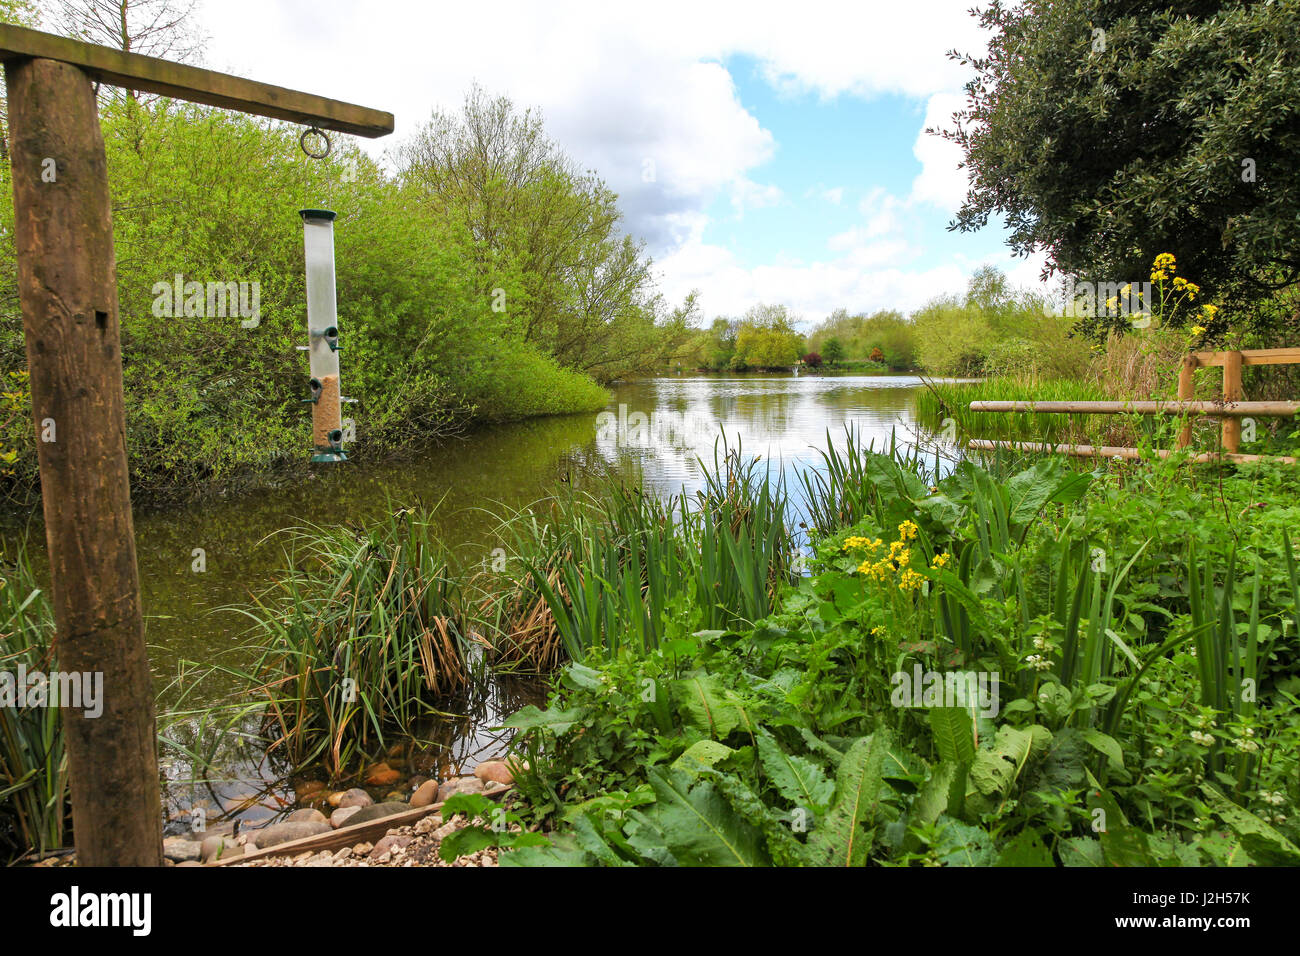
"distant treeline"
675,266,1090,377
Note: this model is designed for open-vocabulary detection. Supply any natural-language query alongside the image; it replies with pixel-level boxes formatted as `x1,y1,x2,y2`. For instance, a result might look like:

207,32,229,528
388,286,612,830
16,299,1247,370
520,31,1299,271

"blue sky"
184,0,1050,327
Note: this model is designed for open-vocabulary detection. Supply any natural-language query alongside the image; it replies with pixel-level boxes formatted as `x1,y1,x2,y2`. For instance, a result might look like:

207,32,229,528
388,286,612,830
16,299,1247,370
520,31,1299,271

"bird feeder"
300,208,347,462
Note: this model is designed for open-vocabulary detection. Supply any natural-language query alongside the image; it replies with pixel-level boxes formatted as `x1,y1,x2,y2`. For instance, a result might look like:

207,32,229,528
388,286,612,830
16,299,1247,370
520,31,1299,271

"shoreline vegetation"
6,0,1300,871
7,428,1300,866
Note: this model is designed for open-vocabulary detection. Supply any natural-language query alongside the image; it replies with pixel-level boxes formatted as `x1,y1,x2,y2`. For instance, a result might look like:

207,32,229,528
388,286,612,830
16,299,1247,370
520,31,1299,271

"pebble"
364,762,401,787
473,760,515,786
330,805,364,829
437,775,485,803
252,820,331,849
286,808,329,825
410,779,439,808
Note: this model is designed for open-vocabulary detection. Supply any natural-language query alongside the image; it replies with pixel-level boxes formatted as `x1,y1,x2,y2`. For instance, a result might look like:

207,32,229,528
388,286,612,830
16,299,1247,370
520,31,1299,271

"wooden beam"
1191,347,1300,367
5,56,162,867
1177,353,1197,448
1222,351,1244,453
967,400,1297,417
0,24,393,138
967,439,1296,465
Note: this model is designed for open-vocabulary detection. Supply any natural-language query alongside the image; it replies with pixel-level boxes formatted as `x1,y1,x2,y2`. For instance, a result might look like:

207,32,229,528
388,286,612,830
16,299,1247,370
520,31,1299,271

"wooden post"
1222,350,1244,453
1177,353,1197,449
5,57,162,866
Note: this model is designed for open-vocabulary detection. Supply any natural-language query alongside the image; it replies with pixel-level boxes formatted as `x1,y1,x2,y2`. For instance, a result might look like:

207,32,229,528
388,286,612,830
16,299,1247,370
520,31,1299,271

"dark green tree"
822,337,846,365
942,0,1300,338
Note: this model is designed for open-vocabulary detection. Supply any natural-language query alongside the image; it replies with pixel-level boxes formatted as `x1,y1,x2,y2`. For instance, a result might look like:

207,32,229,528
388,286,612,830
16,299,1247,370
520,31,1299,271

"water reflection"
4,372,957,826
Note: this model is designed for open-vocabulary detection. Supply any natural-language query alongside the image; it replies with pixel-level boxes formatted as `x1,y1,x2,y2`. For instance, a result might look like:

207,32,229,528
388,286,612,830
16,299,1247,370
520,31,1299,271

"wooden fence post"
1177,353,1197,449
1222,350,1244,453
5,57,162,866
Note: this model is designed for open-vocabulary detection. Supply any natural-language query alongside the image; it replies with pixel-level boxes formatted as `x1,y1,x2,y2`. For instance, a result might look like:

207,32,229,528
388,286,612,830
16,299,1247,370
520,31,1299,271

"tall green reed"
0,545,68,862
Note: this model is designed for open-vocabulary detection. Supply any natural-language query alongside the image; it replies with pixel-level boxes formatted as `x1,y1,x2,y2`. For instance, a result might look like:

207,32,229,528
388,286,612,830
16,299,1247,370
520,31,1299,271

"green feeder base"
311,448,348,463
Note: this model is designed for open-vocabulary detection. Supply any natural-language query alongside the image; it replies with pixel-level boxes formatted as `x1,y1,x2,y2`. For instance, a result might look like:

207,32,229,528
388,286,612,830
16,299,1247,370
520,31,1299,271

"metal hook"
299,126,332,159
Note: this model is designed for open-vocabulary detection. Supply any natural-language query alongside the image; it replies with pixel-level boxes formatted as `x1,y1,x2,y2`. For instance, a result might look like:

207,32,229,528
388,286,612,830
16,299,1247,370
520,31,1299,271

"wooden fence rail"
968,347,1300,464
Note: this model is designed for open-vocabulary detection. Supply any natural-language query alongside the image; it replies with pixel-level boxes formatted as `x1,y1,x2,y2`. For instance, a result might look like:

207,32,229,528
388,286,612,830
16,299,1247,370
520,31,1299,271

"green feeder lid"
299,209,337,222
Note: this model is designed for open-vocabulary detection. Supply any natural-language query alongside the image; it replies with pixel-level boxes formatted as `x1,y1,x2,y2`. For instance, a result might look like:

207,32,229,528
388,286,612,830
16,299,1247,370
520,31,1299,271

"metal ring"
299,126,332,160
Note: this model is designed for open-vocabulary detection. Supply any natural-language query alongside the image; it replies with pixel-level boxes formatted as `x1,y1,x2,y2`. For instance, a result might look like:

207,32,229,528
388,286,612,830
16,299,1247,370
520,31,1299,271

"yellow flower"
1151,270,1167,282
1190,325,1206,336
897,519,919,542
871,626,886,637
931,552,950,569
1201,303,1219,320
1154,252,1176,270
899,569,925,592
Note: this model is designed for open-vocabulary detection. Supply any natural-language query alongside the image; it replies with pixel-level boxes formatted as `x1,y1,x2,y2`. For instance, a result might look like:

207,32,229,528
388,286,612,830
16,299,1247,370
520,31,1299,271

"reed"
176,507,473,779
0,544,68,862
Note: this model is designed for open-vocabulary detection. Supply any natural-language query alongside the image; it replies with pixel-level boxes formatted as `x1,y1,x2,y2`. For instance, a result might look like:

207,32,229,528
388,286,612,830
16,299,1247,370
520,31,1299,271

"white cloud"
730,178,784,218
910,92,970,212
191,0,996,319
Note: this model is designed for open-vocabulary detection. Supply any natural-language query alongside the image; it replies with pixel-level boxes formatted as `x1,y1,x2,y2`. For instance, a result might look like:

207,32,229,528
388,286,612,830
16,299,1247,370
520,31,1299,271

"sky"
182,0,1051,327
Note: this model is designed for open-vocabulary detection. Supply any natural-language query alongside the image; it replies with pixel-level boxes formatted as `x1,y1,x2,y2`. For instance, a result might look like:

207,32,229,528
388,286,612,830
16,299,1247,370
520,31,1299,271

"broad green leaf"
1059,836,1104,867
673,739,735,772
674,672,744,739
1201,785,1300,865
912,760,964,828
994,828,1053,866
1081,729,1125,772
929,706,975,764
757,732,834,811
1086,770,1154,867
499,703,586,735
806,731,890,866
645,767,769,867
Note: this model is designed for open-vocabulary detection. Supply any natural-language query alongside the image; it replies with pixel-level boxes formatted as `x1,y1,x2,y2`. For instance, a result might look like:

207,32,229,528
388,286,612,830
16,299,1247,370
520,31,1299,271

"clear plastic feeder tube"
300,209,346,462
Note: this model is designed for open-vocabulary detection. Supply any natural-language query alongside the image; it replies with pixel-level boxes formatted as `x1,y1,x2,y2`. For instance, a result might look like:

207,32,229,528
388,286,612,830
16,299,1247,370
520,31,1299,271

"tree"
50,0,206,62
395,85,672,382
942,0,1300,338
823,337,846,365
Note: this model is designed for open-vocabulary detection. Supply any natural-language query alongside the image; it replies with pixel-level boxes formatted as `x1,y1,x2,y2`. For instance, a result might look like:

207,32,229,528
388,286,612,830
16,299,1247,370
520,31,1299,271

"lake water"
5,372,954,831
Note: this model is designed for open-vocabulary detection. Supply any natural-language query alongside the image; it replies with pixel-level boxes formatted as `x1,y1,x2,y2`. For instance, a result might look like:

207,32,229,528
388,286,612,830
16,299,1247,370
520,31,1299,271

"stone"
251,820,331,849
383,790,408,804
295,780,329,803
364,762,401,787
410,779,440,808
200,835,230,863
175,860,203,867
352,842,373,855
473,760,515,786
437,776,485,803
330,805,364,829
484,780,507,794
335,788,373,809
162,836,202,863
369,834,413,859
414,814,443,835
343,802,409,826
286,807,329,825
